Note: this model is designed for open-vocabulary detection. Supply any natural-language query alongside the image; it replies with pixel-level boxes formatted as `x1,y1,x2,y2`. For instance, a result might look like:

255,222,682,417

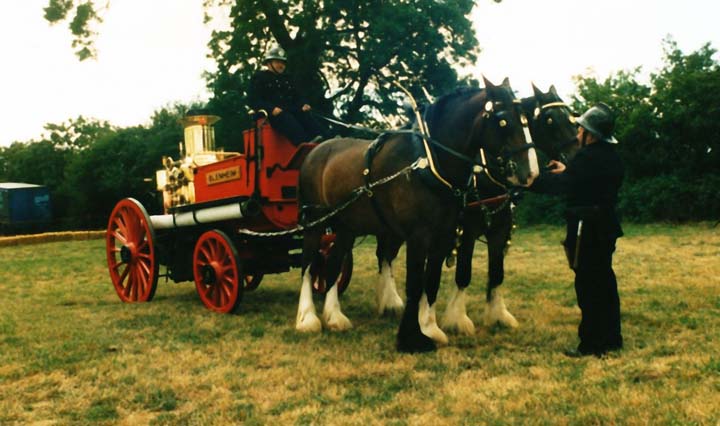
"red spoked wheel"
243,274,264,291
311,234,353,295
193,230,242,314
106,198,159,302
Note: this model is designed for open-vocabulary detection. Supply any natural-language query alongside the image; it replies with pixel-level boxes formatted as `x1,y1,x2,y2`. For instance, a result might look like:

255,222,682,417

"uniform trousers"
570,236,623,355
269,110,322,146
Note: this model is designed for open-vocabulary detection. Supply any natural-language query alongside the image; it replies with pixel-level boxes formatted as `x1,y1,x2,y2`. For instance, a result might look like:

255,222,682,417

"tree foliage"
572,38,720,179
204,0,480,147
0,108,186,229
37,4,720,224
43,0,103,60
44,1,481,147
522,38,720,224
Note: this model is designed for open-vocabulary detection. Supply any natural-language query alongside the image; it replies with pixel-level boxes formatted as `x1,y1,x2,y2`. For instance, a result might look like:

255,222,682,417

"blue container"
0,182,52,226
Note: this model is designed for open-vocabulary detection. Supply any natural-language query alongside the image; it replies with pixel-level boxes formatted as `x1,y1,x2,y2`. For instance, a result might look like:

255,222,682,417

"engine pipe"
150,199,260,229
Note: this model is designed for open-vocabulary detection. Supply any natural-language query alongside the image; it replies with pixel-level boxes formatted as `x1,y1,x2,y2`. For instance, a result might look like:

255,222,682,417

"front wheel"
106,198,159,302
193,230,242,314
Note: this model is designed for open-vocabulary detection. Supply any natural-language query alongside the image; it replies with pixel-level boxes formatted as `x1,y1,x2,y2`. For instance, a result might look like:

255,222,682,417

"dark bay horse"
369,83,580,336
295,78,539,352
522,84,580,165
438,83,581,334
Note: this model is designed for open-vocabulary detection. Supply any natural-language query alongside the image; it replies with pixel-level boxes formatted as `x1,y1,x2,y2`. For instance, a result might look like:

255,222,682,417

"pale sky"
1,0,718,147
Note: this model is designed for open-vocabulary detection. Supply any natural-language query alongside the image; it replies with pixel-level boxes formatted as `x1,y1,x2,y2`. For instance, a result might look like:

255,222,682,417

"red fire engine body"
105,112,351,313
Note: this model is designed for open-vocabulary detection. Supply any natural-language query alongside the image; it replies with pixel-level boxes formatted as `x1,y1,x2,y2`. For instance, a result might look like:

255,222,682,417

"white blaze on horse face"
441,287,476,335
376,260,404,316
322,282,352,330
522,123,540,186
527,146,540,184
296,268,322,332
484,288,519,328
419,293,449,345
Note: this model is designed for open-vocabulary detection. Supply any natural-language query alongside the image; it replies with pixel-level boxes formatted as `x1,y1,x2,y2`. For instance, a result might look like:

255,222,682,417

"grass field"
0,223,719,425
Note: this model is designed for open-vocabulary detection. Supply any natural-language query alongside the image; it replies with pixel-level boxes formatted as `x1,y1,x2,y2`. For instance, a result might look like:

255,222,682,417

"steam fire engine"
105,111,351,313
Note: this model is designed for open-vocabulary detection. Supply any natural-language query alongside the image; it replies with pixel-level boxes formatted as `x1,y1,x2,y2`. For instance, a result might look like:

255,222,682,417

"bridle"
531,100,578,164
470,98,536,190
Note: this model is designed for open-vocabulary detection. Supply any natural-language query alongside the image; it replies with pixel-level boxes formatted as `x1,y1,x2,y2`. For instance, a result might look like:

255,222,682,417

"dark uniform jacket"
530,141,624,242
247,70,306,115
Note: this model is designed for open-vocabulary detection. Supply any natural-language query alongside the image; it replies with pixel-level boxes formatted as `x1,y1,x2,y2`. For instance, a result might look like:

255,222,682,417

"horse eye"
547,118,553,125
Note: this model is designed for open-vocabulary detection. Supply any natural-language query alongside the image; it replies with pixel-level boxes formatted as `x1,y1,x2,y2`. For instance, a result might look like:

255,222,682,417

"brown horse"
295,77,539,352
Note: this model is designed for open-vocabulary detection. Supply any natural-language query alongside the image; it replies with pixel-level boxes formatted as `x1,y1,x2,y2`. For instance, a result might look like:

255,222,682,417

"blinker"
533,107,541,119
547,118,553,125
499,119,507,128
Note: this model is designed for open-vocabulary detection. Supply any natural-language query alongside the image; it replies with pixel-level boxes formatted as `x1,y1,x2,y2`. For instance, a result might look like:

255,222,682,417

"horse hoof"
430,328,449,345
443,315,476,336
324,312,353,331
397,331,437,353
378,302,404,318
296,312,322,333
377,292,404,317
484,310,519,328
502,314,519,328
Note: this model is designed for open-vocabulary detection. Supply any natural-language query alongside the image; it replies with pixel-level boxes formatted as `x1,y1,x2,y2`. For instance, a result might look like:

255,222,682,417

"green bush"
515,173,720,225
620,174,720,222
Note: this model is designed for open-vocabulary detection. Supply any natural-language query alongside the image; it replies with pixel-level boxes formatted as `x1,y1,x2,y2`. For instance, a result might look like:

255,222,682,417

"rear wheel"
193,230,242,313
311,234,353,295
243,274,264,291
106,198,159,302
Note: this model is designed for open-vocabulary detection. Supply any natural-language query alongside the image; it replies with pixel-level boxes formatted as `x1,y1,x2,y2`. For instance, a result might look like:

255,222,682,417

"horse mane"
520,96,536,116
422,86,483,132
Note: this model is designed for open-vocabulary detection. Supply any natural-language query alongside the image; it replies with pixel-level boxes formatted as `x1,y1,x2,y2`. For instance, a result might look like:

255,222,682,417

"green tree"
43,116,114,151
44,1,483,146
0,140,73,225
573,38,720,180
566,38,720,222
60,105,187,227
572,69,661,179
650,38,720,175
206,1,480,133
43,0,103,60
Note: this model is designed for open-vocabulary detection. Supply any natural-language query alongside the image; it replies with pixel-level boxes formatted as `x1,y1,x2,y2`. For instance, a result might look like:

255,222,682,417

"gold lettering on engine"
206,166,241,185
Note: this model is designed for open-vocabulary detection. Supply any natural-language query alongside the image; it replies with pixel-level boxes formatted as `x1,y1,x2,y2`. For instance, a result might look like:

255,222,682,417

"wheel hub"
120,245,133,263
201,264,217,285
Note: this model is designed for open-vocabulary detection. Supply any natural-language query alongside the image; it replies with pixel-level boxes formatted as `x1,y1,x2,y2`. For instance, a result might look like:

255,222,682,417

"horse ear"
532,82,544,98
482,75,495,88
549,85,559,96
501,77,510,87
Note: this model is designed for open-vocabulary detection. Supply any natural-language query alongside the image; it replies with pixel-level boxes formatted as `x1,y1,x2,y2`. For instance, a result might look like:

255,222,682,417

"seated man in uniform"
247,45,323,146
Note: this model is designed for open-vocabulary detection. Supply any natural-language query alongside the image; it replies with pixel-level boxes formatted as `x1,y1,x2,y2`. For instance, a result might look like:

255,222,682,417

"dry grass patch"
0,223,719,425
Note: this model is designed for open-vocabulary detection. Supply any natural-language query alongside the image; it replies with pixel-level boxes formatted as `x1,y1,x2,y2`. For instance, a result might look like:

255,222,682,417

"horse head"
476,76,539,188
525,83,579,164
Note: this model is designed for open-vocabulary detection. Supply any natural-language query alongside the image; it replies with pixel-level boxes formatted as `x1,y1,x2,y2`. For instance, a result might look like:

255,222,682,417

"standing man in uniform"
247,45,323,146
530,103,624,357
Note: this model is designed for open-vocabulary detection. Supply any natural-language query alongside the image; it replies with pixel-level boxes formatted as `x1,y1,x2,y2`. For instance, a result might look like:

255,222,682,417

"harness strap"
363,135,393,228
466,194,509,210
